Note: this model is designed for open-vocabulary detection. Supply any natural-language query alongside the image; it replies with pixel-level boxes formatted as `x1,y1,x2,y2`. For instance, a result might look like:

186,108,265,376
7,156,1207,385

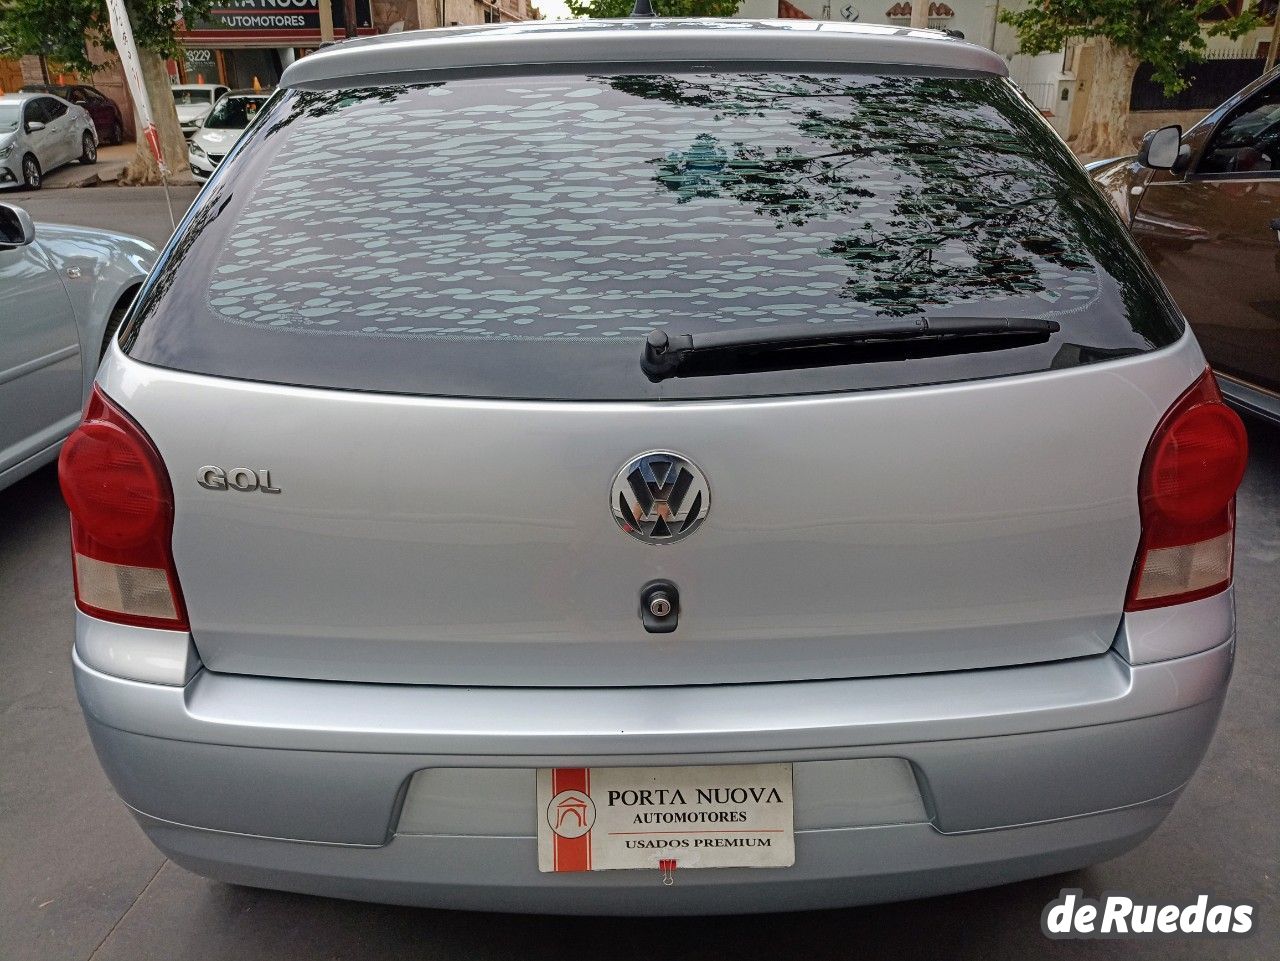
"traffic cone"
252,76,261,91
197,73,205,84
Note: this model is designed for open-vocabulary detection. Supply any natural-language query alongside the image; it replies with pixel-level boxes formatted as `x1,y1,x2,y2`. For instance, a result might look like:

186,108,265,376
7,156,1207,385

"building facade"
175,0,538,90
3,0,537,144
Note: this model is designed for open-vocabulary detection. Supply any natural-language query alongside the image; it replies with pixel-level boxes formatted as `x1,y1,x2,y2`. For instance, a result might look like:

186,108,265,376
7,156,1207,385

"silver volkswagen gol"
62,19,1249,915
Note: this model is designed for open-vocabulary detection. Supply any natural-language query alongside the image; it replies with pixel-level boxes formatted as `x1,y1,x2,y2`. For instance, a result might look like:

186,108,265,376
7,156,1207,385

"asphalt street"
1,187,1277,961
17,184,203,249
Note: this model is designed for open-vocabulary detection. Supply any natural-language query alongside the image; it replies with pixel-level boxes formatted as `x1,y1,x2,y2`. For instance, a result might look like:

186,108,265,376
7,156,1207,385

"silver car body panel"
0,221,153,489
124,799,1181,914
75,622,1232,911
73,19,1236,912
99,330,1207,687
280,19,1009,88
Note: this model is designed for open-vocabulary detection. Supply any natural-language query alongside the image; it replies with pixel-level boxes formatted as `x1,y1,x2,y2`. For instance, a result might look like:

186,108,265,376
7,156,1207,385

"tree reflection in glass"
612,73,1134,321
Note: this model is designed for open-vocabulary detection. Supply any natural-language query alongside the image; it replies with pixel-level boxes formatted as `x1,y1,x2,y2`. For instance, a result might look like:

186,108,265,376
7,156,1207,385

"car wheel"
79,133,98,165
111,120,124,145
20,154,41,190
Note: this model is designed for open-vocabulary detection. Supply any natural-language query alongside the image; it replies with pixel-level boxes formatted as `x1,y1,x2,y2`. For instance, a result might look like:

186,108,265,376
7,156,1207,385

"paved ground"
1,193,1277,960
40,143,138,189
17,184,203,248
34,142,203,191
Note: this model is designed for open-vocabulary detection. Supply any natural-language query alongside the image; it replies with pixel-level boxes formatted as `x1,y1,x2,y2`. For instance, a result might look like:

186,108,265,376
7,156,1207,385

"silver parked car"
0,92,99,190
0,202,154,490
63,20,1247,915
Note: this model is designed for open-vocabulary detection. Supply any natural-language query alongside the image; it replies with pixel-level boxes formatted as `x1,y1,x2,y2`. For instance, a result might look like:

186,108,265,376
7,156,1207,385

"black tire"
79,132,98,165
20,154,41,190
110,119,124,146
100,298,131,361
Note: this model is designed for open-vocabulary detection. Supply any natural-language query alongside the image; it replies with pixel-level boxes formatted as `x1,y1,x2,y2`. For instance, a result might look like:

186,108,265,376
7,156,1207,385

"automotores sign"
184,0,373,38
536,764,795,874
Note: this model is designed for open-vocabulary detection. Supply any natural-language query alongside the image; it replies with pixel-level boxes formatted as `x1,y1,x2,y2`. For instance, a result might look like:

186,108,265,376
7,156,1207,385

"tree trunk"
120,48,195,186
1068,39,1140,160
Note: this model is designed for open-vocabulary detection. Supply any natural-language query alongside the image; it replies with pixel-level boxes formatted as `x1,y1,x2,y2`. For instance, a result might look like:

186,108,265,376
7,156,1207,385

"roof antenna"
630,0,657,16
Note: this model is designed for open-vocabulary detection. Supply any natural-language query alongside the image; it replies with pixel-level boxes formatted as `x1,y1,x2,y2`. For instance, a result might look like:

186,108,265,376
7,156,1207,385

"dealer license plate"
536,763,794,873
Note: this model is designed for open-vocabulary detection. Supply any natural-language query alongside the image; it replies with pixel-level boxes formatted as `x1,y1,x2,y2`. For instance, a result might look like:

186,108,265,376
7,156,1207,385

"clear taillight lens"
1126,370,1248,611
58,386,188,630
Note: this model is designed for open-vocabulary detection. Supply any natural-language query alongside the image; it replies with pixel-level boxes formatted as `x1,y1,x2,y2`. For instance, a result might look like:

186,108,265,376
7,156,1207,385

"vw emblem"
611,451,710,544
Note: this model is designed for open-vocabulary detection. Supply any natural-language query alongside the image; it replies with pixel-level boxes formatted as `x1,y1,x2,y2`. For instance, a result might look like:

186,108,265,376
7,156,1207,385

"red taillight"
1126,369,1248,612
58,386,188,630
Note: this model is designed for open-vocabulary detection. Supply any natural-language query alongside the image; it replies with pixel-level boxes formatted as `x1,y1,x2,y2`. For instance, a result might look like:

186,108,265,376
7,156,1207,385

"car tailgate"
99,332,1206,686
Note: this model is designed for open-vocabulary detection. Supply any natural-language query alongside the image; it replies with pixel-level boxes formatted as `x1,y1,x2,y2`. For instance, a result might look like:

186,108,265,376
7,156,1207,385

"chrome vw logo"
611,452,710,544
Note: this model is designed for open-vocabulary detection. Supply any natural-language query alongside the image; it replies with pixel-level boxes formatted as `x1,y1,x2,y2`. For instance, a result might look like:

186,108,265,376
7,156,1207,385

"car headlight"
189,142,206,159
0,144,12,159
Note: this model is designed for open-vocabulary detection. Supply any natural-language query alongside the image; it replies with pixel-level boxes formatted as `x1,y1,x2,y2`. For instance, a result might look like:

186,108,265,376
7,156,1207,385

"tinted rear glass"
124,68,1182,400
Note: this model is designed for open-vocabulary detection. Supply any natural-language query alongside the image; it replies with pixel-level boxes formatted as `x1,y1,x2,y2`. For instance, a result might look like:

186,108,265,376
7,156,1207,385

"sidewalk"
42,141,138,188
43,141,201,190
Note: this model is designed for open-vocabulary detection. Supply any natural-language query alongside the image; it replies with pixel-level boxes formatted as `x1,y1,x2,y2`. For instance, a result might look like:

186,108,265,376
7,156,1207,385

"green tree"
1001,0,1262,158
0,0,212,183
564,0,740,18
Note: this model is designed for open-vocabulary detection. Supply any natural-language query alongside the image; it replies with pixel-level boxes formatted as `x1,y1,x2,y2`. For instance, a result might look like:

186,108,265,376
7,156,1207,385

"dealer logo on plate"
547,789,596,839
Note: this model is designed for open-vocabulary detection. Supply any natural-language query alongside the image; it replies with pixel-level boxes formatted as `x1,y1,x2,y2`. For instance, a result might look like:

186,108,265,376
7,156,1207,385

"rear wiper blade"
641,316,1061,382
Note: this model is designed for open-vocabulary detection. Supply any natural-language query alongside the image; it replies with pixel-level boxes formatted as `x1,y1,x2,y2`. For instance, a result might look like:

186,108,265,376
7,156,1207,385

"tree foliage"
1000,0,1263,96
564,0,740,19
605,72,1164,330
0,0,213,73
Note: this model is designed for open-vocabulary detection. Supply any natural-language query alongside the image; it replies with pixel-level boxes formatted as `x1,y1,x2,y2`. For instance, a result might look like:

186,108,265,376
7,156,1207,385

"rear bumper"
73,603,1234,913
130,796,1181,915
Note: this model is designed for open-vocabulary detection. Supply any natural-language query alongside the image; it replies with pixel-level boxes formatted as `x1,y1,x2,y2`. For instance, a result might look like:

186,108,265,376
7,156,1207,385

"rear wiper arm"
641,316,1061,382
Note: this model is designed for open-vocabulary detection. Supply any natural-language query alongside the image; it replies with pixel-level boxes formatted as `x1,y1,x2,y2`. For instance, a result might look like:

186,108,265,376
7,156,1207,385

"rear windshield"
124,68,1182,400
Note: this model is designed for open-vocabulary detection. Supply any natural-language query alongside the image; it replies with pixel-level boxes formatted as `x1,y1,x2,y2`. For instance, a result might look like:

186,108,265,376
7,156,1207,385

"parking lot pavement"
40,143,140,190
0,189,1276,960
15,184,202,248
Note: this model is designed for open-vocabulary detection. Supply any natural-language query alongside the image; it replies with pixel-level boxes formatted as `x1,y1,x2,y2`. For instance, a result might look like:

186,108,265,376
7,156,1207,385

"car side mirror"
1138,125,1188,171
0,203,36,249
25,120,45,133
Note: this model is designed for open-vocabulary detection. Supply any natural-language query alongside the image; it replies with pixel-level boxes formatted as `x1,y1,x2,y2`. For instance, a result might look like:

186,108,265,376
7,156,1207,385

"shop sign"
184,0,372,36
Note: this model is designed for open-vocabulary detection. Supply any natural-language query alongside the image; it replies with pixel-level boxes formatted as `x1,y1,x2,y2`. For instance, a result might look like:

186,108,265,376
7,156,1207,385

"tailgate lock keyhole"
640,580,680,633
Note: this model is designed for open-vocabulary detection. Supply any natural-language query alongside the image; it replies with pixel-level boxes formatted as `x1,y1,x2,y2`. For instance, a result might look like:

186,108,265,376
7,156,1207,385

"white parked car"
171,83,230,138
0,92,98,190
188,89,271,179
